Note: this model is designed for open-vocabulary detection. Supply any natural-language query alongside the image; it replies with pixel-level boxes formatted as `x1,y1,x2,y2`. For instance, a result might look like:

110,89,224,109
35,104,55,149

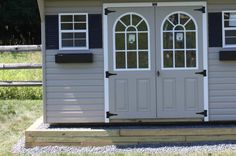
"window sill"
55,53,93,63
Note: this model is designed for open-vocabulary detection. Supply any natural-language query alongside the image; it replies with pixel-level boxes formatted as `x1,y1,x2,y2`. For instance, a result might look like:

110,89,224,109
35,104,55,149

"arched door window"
114,13,150,70
162,12,197,69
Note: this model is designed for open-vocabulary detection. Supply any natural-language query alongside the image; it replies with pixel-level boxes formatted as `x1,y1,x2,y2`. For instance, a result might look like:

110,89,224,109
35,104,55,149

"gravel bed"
12,137,236,155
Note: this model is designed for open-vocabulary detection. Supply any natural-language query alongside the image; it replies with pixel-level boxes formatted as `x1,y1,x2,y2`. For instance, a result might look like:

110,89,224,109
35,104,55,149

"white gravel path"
12,137,236,155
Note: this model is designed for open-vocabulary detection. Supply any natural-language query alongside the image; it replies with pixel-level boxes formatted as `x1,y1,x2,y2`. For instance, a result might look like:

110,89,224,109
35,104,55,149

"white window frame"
113,12,151,71
59,13,89,50
222,10,236,48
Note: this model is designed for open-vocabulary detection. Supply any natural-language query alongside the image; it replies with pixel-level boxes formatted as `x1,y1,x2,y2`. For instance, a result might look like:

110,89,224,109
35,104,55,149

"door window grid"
162,12,198,69
114,13,150,70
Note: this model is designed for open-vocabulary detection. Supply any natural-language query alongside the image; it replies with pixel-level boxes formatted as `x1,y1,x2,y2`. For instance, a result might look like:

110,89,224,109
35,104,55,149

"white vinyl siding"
59,13,89,50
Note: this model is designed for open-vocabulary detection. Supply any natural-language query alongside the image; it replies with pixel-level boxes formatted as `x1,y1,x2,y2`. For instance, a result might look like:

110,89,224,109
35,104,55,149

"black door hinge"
104,8,116,15
195,70,207,77
106,71,117,78
194,6,206,13
106,112,118,118
152,3,157,6
196,110,207,117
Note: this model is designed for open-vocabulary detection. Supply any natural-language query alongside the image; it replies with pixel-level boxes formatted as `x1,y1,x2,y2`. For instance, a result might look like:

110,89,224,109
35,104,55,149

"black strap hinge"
104,8,116,15
195,70,207,77
106,112,118,118
196,110,207,117
106,71,117,78
194,6,205,13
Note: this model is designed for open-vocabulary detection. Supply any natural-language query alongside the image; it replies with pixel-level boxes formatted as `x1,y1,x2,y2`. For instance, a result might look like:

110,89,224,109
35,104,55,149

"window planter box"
55,53,93,63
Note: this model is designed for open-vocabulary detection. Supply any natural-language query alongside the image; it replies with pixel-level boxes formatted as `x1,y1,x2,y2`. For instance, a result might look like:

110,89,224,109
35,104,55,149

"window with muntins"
59,13,88,50
223,11,236,48
162,12,198,69
114,13,150,70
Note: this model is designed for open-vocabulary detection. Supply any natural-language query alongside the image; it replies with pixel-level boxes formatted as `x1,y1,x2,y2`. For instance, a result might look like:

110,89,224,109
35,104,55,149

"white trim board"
103,1,209,123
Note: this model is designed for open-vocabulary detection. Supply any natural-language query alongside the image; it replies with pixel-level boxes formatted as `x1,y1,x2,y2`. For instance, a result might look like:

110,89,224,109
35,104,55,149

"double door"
107,5,205,119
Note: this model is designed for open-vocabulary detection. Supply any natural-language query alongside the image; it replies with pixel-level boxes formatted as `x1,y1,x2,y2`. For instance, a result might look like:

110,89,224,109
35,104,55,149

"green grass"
0,100,42,156
0,52,42,99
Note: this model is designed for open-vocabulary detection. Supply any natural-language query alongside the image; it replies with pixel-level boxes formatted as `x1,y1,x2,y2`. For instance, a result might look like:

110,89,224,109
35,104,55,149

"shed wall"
43,0,236,123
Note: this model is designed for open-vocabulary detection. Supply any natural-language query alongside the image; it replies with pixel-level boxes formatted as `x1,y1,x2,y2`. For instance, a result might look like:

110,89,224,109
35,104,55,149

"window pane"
75,33,86,39
225,12,236,27
116,52,125,69
62,33,73,39
61,15,73,22
74,23,86,30
139,51,148,68
116,33,125,50
127,52,137,68
138,33,148,49
62,40,73,47
175,51,185,67
127,33,136,50
180,14,190,25
186,51,196,67
186,32,196,48
175,32,184,49
163,20,174,30
127,27,136,31
163,32,173,49
116,21,126,31
61,23,73,30
164,51,173,68
225,37,236,45
132,14,142,26
75,40,86,47
185,20,195,30
175,26,184,30
74,15,86,22
121,15,130,26
169,14,178,25
137,21,147,31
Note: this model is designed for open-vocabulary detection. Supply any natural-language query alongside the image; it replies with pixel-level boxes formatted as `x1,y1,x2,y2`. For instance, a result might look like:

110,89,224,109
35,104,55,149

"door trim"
103,1,208,123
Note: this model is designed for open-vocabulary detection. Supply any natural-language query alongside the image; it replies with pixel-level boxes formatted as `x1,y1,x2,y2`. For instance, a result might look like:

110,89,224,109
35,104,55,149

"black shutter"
89,14,103,48
45,15,59,49
208,13,222,47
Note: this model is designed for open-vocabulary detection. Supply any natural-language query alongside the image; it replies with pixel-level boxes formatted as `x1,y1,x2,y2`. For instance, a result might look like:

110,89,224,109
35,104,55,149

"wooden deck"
25,117,236,148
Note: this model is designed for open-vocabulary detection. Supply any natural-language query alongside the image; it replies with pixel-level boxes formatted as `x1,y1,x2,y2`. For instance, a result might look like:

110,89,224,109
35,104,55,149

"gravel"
12,137,236,155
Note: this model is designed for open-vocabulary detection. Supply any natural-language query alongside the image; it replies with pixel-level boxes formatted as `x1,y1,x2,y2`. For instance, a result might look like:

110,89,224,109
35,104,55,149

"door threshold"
110,118,203,123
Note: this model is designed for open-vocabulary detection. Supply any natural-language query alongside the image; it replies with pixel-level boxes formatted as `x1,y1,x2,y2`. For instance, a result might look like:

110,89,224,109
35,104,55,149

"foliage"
0,100,42,155
0,52,42,100
0,0,41,45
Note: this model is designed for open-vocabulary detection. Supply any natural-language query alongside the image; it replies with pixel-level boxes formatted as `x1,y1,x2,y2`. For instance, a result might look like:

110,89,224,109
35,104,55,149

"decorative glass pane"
116,21,126,31
186,32,196,48
74,15,86,22
62,33,73,39
163,20,174,30
62,40,73,47
164,51,173,68
74,23,86,30
116,33,125,50
127,52,137,68
139,51,148,68
127,33,136,50
180,14,190,25
186,51,196,67
137,21,147,31
75,40,86,47
175,51,185,67
75,33,86,39
138,33,148,49
175,32,184,49
61,15,73,22
121,15,130,26
61,23,73,30
163,32,173,49
185,20,195,30
169,14,178,25
127,27,136,31
175,26,184,30
116,52,125,69
132,15,142,26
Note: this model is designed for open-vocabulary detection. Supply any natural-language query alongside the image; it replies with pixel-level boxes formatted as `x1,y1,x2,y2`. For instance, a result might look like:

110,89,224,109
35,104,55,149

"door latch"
195,70,207,77
157,71,160,77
